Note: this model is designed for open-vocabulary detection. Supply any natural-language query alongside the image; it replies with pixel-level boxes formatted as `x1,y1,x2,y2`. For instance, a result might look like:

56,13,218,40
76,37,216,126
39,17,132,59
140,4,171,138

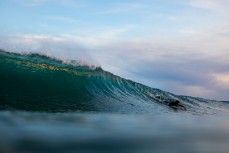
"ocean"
1,50,229,153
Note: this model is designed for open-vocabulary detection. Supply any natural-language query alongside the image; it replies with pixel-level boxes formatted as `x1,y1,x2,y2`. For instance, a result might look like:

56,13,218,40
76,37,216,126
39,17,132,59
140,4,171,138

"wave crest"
0,50,228,114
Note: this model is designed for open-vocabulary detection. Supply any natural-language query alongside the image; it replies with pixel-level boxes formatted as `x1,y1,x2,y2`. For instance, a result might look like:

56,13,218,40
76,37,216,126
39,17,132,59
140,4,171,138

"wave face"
0,50,229,114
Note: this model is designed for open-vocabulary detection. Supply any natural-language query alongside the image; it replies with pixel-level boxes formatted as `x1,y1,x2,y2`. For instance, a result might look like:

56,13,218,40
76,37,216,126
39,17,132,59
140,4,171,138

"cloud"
186,0,229,14
187,0,219,9
212,73,229,89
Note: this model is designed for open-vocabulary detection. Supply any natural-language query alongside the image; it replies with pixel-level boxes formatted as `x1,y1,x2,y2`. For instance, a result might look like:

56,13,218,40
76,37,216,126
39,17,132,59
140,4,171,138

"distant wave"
1,50,229,114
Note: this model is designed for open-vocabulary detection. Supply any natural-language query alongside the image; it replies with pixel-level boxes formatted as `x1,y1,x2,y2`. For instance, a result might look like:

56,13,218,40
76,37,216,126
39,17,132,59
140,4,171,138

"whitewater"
1,49,229,153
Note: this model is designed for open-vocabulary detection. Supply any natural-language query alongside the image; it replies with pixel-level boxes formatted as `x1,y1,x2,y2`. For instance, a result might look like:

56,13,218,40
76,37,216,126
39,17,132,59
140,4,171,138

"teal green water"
1,50,229,114
0,50,161,113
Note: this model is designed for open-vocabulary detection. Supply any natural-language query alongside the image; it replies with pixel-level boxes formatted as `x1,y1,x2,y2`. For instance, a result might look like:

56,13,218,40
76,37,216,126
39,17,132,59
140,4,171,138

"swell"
0,50,228,114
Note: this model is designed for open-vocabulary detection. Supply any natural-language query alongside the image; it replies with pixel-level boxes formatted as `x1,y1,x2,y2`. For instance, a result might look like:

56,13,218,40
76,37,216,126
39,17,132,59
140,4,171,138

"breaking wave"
1,50,229,114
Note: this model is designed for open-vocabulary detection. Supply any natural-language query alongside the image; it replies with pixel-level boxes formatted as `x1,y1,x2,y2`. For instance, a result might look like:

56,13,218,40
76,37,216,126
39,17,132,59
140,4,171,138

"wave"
0,50,229,114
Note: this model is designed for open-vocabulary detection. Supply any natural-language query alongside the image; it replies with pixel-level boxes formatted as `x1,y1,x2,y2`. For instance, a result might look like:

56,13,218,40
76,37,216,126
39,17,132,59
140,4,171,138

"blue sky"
1,0,229,100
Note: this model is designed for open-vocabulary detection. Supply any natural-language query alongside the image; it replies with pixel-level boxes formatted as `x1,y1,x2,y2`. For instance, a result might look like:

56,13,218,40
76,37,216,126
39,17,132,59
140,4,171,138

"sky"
0,0,229,100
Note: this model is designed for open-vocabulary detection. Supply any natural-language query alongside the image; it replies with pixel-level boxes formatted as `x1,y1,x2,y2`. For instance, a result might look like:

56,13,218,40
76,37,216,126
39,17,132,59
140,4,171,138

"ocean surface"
1,50,229,153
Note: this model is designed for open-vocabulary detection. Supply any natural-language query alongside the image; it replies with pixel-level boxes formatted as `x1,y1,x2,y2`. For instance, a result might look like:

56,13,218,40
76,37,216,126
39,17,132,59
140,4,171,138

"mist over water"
1,50,229,153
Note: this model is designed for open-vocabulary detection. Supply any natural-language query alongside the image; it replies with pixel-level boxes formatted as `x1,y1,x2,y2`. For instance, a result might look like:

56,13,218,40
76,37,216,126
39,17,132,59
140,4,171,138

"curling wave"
0,50,228,114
